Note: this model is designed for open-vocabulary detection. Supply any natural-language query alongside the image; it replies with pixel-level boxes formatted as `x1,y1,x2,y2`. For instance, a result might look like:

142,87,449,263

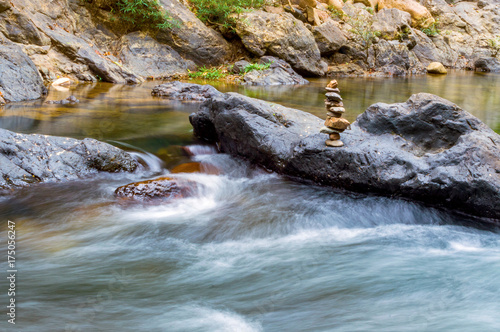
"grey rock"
312,19,347,55
44,28,143,84
151,81,223,101
0,129,138,189
241,57,309,85
371,8,412,40
0,37,46,102
116,32,189,78
156,0,231,66
189,85,500,222
235,11,327,76
474,57,500,72
232,60,251,74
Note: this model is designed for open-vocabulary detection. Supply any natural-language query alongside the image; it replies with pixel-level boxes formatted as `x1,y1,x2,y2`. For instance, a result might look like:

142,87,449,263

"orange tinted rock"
324,117,350,130
326,79,338,89
171,162,220,175
329,133,341,140
115,177,194,200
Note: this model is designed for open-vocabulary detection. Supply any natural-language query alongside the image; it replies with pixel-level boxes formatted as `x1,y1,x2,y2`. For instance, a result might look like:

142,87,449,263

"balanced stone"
325,92,342,102
325,87,340,93
329,133,341,140
327,80,338,89
327,112,343,118
324,117,350,131
320,126,341,134
325,139,344,147
329,107,345,113
325,100,343,108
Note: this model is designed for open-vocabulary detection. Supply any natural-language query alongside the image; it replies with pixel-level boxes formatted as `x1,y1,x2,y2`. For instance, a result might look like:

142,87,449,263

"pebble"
324,117,350,131
320,126,341,134
325,87,340,93
325,92,342,102
325,139,344,147
329,133,341,140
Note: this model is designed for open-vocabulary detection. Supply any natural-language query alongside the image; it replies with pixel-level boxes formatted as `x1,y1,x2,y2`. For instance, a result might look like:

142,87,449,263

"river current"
1,72,499,331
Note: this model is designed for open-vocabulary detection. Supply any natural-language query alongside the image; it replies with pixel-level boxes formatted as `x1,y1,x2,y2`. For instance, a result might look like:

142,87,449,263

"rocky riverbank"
1,0,500,103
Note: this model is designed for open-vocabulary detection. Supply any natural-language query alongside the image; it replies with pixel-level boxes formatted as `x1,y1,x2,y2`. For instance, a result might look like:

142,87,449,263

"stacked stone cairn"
320,80,351,147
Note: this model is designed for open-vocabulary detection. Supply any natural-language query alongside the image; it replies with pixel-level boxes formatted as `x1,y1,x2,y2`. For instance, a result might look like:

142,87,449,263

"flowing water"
1,72,500,331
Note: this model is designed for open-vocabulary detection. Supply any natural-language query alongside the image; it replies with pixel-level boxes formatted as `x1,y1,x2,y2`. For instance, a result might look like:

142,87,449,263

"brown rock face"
324,117,351,131
115,177,194,200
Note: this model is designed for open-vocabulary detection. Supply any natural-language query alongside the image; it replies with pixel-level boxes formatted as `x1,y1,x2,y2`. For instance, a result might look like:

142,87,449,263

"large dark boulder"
474,57,500,72
0,129,138,190
0,37,46,102
189,88,500,222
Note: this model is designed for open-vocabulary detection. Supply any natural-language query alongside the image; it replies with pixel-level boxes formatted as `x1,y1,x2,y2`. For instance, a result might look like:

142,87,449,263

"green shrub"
188,0,267,31
81,0,174,32
365,7,374,14
242,62,271,74
188,66,228,79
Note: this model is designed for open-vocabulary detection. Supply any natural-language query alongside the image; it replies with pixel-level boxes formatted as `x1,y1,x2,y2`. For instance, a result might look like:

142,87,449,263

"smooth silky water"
1,72,499,331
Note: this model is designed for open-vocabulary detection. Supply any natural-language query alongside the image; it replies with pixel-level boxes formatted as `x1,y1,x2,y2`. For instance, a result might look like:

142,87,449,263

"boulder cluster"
320,80,350,147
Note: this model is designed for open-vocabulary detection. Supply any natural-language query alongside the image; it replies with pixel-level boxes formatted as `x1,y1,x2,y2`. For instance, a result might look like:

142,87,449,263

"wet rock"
235,10,327,76
0,37,46,102
116,32,190,79
190,85,500,222
474,57,500,72
156,0,231,66
0,128,138,189
312,19,348,55
241,57,309,85
115,177,194,200
45,95,79,104
152,81,223,101
427,62,447,74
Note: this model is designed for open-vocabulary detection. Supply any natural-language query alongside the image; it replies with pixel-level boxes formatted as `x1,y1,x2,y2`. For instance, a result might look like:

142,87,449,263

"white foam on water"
159,305,262,332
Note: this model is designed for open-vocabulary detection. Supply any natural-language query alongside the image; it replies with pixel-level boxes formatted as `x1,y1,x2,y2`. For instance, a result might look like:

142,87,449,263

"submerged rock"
115,177,194,200
0,129,138,190
189,86,500,222
152,81,223,101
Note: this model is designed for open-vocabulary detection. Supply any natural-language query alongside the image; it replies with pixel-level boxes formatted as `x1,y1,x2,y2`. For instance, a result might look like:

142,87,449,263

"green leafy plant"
81,0,174,32
241,62,271,74
188,0,267,32
188,66,228,79
365,7,374,14
420,19,440,37
488,37,500,57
